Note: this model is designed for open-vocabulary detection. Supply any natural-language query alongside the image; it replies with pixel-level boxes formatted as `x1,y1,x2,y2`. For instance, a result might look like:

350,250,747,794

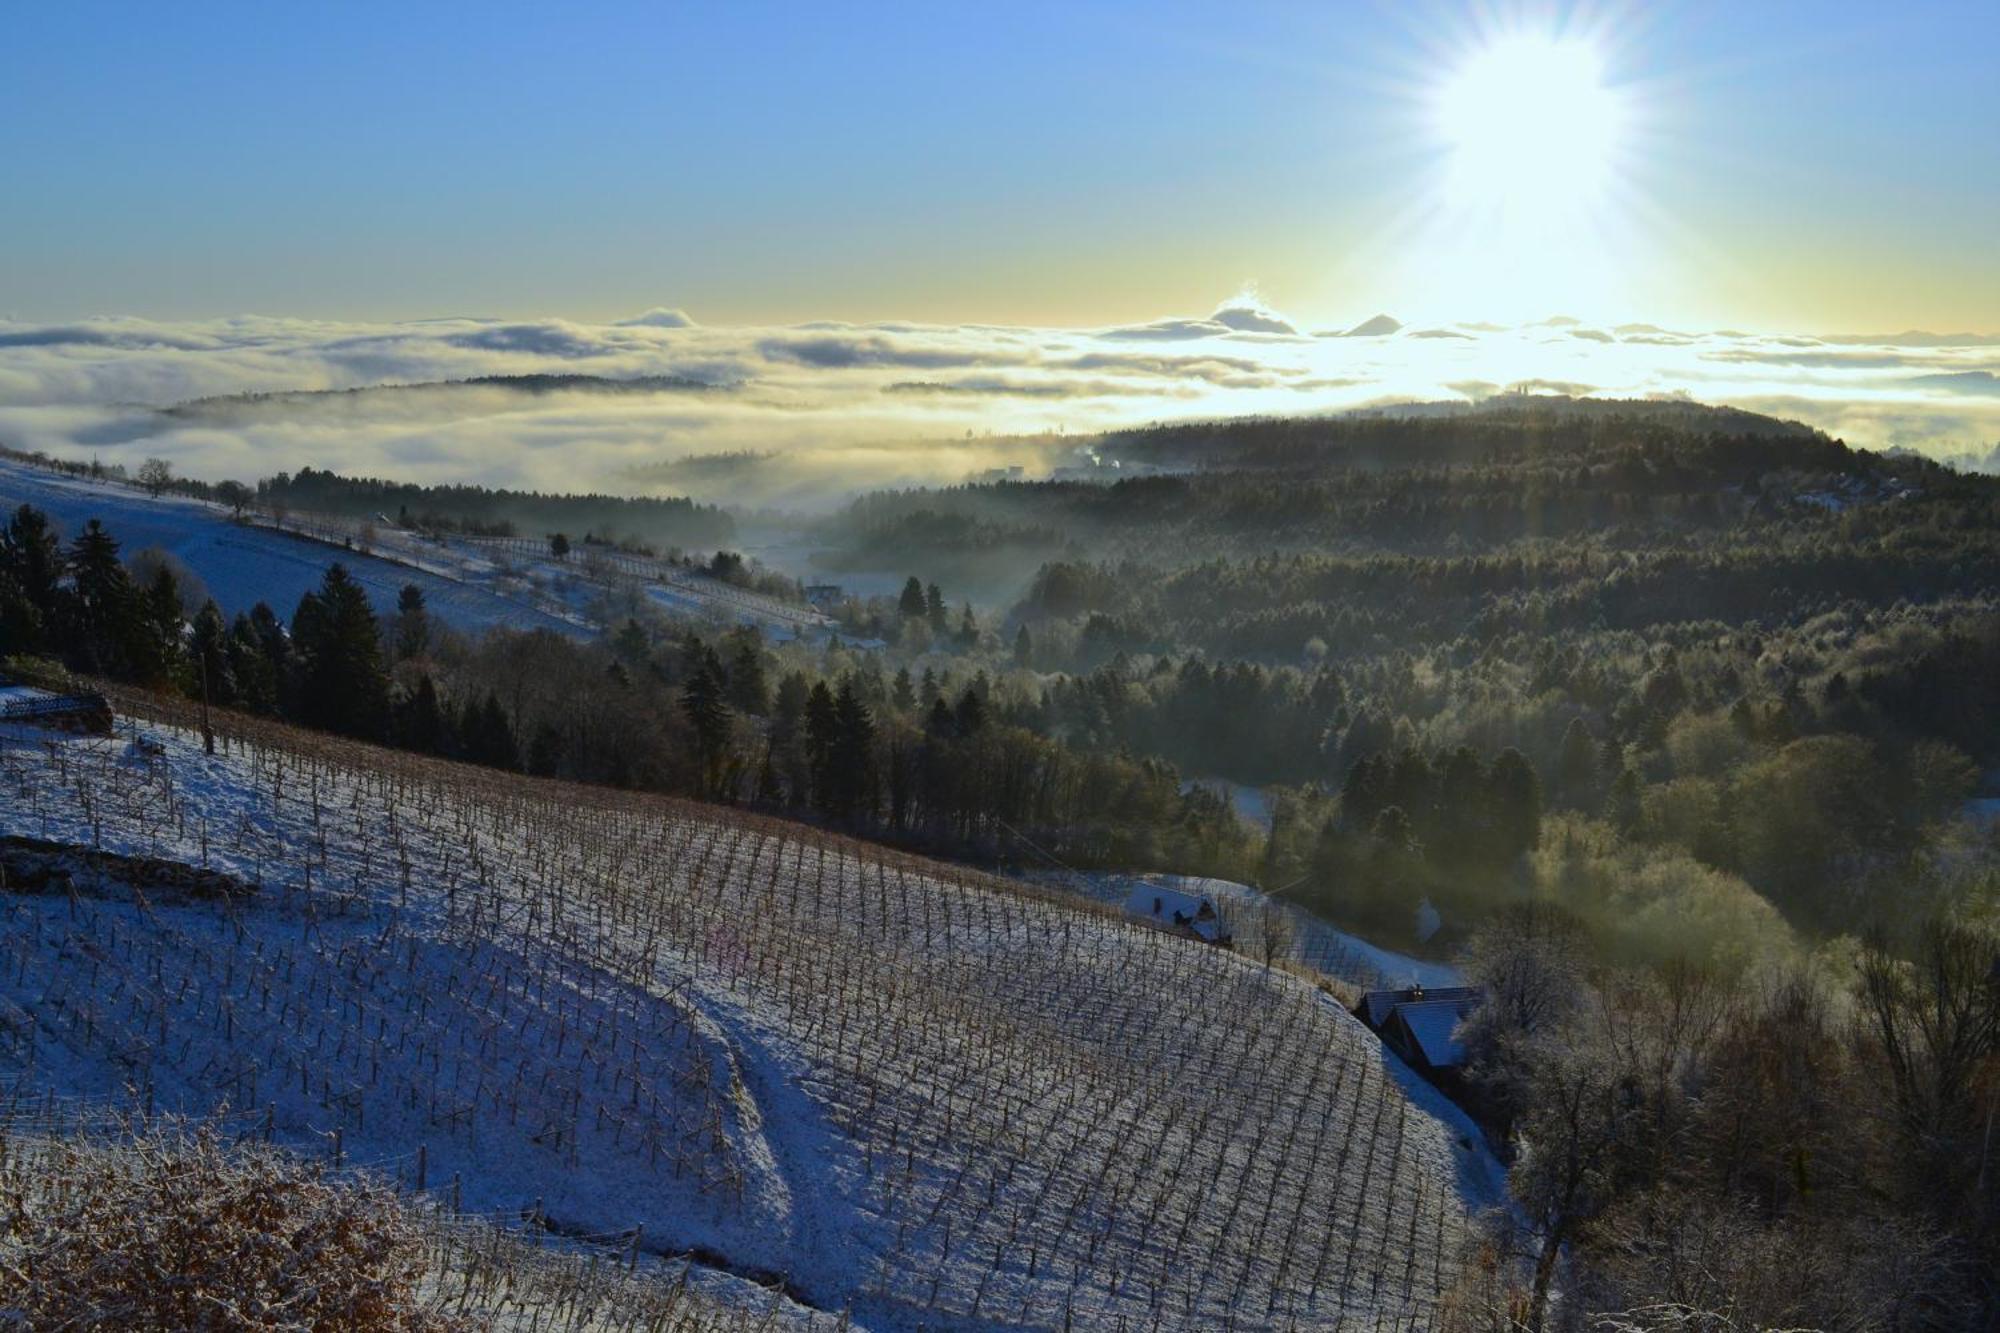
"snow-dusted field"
0,457,588,637
1,694,1496,1330
0,456,831,642
1047,871,1464,992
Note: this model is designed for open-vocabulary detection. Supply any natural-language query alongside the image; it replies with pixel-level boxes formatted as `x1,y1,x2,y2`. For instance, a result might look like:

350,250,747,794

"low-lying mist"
2,304,1996,512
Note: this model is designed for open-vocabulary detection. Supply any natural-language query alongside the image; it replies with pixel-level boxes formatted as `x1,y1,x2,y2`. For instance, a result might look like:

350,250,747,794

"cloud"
755,332,1012,369
3,304,1998,510
1099,317,1237,342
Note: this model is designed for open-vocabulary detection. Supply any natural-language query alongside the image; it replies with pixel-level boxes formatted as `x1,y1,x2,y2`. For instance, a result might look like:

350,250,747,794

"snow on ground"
2,699,1494,1330
1052,870,1464,991
1,457,838,646
0,457,585,638
1180,776,1275,831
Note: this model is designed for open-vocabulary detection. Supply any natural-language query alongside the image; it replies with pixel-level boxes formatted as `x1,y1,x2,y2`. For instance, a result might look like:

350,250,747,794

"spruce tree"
828,680,877,821
1,505,62,651
1558,718,1598,801
725,636,770,715
398,673,450,754
1488,748,1544,862
65,520,134,676
680,658,734,795
190,601,234,704
804,681,838,809
293,564,390,740
394,584,431,661
898,576,927,620
132,563,186,686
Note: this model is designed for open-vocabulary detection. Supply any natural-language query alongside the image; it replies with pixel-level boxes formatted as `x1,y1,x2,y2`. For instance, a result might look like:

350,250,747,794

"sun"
1436,34,1623,219
1393,26,1643,322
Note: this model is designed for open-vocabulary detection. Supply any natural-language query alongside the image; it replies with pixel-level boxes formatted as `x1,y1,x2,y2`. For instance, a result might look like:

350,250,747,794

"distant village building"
1355,985,1484,1082
1124,882,1231,945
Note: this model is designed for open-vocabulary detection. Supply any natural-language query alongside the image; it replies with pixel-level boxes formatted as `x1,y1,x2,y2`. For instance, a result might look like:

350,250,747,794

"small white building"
1125,882,1231,945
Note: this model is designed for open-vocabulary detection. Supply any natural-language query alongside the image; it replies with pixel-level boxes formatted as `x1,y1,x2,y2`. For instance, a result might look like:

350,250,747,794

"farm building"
1124,882,1231,944
1356,985,1485,1081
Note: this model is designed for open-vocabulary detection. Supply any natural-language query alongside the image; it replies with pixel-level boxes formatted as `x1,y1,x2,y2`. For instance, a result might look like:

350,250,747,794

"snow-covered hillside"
0,457,587,637
1,694,1497,1329
0,456,833,642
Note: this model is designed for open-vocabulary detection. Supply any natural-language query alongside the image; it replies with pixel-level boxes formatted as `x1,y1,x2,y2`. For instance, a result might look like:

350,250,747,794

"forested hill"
826,398,1984,578
162,372,731,420
1090,395,1837,472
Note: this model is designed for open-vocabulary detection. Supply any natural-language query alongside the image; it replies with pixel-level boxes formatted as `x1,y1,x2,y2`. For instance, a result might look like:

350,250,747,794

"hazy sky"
4,1,1994,334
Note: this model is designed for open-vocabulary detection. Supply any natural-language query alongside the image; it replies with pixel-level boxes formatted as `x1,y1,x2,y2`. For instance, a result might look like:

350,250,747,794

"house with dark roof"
1355,985,1484,1084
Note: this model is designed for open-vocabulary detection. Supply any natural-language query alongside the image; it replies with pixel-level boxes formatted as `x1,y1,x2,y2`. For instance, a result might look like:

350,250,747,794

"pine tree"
132,563,186,686
828,680,877,821
394,584,431,661
1488,748,1544,861
190,601,234,705
226,611,278,714
804,681,838,805
1013,623,1034,668
1558,718,1597,801
398,673,450,754
463,692,519,770
1607,766,1643,833
925,583,947,632
772,671,811,746
898,576,927,619
1,505,62,652
725,636,770,715
891,666,915,712
245,603,291,713
527,722,563,777
612,618,650,665
953,686,986,736
292,564,390,740
64,520,135,676
680,658,734,795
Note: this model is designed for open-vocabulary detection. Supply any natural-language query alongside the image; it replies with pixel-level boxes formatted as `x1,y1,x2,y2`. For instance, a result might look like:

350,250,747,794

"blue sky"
3,1,1996,331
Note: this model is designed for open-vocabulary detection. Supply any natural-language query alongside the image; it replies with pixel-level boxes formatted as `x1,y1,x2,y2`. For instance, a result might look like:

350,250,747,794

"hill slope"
0,693,1498,1329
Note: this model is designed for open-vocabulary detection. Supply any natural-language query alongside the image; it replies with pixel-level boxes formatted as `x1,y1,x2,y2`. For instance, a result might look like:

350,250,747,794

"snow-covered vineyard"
0,694,1499,1330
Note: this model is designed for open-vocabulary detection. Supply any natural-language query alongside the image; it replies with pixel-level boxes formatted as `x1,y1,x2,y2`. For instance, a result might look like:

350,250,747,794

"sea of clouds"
2,297,1995,507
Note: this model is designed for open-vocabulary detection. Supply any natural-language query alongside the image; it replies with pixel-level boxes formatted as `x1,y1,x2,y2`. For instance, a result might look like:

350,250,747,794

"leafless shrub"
0,1121,449,1332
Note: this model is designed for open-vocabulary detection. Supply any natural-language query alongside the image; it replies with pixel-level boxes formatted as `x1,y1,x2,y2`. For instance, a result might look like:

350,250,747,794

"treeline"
0,503,1256,881
824,403,1949,571
258,466,735,549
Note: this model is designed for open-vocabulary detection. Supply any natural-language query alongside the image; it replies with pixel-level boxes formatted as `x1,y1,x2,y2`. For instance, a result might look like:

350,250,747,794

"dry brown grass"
0,1122,453,1332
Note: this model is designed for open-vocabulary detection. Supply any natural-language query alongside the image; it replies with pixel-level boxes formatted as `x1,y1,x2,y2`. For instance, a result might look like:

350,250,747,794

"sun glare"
1437,35,1623,218
1396,25,1643,323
